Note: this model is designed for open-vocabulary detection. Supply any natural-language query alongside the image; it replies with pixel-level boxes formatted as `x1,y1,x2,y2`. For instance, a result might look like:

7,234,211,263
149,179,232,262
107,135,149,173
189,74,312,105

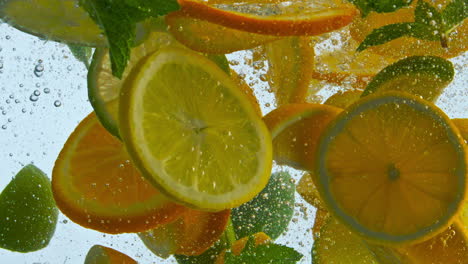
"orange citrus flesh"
312,209,330,240
316,92,467,245
397,220,468,264
265,37,315,105
139,209,231,257
215,232,271,264
230,70,263,116
263,103,342,171
324,90,363,109
177,0,358,36
297,172,325,210
85,245,137,264
313,29,395,89
349,0,468,59
166,12,280,54
52,113,185,234
452,118,468,142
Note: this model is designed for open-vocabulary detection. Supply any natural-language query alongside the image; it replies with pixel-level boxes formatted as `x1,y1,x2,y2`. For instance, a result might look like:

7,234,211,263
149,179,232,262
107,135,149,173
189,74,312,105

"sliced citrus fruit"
263,103,341,171
349,0,468,59
139,209,230,257
0,165,58,253
215,232,271,264
312,218,381,264
324,90,363,109
230,70,262,116
452,118,468,142
176,0,358,36
362,56,454,102
397,220,468,264
312,209,330,240
166,12,280,54
313,30,395,89
84,245,137,264
297,172,325,210
119,47,272,211
52,113,185,234
315,91,467,245
0,0,106,46
264,37,314,105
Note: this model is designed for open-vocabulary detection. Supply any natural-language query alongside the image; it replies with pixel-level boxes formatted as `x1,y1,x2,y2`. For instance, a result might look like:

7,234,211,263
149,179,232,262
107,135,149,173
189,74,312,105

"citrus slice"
452,118,468,142
52,113,185,234
119,47,272,211
177,0,358,36
349,0,468,59
0,0,106,46
312,218,380,264
84,245,137,264
361,56,454,102
263,103,341,171
315,91,467,245
139,209,230,257
230,70,262,117
166,12,280,54
88,31,184,138
324,90,363,109
264,37,314,105
313,30,395,89
215,232,271,264
0,165,58,253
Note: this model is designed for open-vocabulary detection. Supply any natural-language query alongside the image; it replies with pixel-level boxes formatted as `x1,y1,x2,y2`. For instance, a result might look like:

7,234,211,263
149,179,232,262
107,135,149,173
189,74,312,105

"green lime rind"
88,45,231,139
0,165,58,253
312,218,380,264
361,56,454,101
231,171,295,240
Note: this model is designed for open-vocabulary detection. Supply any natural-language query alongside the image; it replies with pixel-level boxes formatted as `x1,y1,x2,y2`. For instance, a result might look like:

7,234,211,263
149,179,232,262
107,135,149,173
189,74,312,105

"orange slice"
324,90,363,109
166,12,279,54
263,103,342,171
52,113,185,234
84,245,137,264
177,0,358,36
452,118,468,142
139,209,230,257
349,1,468,59
265,37,315,105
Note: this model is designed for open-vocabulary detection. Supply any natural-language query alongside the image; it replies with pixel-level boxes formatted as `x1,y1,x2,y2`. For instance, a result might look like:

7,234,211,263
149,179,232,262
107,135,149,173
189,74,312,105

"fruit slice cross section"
315,91,467,245
119,47,272,211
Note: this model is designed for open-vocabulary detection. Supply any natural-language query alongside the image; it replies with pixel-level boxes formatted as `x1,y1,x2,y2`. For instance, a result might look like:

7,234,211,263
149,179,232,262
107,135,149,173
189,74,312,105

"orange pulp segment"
52,113,185,234
84,245,137,264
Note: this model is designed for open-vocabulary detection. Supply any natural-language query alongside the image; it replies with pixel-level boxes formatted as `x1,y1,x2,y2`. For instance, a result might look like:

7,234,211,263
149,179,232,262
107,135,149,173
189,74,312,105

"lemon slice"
0,0,105,46
119,47,272,211
315,91,467,245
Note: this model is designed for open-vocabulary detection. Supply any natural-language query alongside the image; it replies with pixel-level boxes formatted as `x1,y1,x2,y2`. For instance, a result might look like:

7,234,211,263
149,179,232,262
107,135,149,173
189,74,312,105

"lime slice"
84,245,137,264
88,31,231,138
0,165,58,252
119,47,272,211
0,0,106,46
361,56,454,102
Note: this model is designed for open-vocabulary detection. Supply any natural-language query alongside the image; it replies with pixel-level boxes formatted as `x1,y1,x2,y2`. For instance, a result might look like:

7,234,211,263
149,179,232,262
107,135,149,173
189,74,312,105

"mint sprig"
67,44,93,69
79,0,179,78
349,0,414,17
357,0,467,51
224,237,303,264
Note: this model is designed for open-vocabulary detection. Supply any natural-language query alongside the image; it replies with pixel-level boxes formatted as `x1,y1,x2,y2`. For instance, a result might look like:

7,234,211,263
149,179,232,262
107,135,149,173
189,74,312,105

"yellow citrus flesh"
84,245,137,264
263,103,342,171
177,0,358,36
166,12,280,54
0,0,106,46
452,118,468,143
315,91,467,245
297,172,326,210
230,70,262,116
349,1,468,59
324,90,363,109
52,113,185,234
139,209,230,257
265,37,315,105
119,47,272,211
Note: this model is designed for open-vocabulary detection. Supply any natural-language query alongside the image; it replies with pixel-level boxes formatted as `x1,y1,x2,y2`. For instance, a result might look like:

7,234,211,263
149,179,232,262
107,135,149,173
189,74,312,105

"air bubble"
43,88,50,94
29,94,39,102
34,63,44,77
54,100,62,107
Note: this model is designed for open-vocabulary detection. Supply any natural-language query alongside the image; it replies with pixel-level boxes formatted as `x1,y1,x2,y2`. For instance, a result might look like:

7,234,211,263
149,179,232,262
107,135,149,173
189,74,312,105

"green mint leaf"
175,239,228,264
225,237,303,264
124,0,180,17
349,0,413,17
67,44,93,69
442,0,468,32
414,0,443,30
231,171,295,240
